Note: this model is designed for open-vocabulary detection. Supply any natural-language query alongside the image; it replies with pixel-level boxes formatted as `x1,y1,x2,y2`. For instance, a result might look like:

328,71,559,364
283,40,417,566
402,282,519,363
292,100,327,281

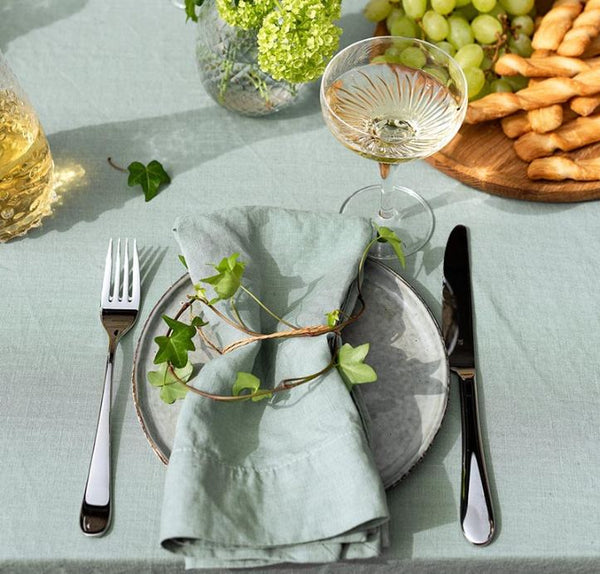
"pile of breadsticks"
465,0,600,182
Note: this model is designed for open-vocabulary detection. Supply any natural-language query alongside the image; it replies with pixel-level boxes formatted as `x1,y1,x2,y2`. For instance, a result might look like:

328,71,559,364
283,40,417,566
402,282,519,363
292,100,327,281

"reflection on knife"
442,225,495,546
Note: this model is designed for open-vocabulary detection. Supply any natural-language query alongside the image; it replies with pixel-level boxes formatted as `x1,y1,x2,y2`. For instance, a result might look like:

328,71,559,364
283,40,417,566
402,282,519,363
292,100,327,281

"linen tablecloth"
1,0,599,572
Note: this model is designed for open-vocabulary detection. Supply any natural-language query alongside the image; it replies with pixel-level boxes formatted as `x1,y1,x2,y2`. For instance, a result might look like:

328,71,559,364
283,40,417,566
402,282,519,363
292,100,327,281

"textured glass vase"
196,0,302,116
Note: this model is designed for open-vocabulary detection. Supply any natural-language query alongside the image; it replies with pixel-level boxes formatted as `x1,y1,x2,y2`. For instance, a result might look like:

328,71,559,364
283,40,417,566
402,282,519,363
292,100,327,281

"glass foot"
340,184,434,259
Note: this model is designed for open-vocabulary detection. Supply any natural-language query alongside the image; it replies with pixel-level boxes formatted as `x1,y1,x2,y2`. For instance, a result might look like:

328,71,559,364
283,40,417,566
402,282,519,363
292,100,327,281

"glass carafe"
0,50,54,242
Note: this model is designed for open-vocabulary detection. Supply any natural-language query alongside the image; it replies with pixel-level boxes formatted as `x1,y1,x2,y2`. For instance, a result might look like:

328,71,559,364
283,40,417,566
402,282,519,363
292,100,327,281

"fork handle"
80,350,113,536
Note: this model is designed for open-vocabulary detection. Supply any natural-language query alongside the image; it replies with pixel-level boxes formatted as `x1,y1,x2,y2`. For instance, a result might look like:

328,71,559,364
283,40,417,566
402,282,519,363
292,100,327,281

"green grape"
447,15,475,48
423,65,450,84
455,0,472,7
402,0,427,20
399,46,427,68
471,14,503,44
480,54,494,70
490,78,513,92
499,0,534,16
471,79,492,100
455,4,479,21
386,7,406,31
423,10,450,41
371,55,389,64
390,15,421,37
463,66,486,99
385,44,406,62
473,0,497,12
488,4,507,18
504,74,528,90
431,0,456,15
436,40,457,55
364,0,394,22
508,31,533,56
454,43,485,68
511,14,534,36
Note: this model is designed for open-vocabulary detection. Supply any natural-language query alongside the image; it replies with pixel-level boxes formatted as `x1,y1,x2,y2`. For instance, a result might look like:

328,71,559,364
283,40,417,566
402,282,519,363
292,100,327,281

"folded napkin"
160,206,389,569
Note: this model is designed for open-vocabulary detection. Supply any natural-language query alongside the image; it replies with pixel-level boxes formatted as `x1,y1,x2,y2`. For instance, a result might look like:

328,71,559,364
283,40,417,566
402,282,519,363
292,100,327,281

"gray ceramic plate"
132,260,449,489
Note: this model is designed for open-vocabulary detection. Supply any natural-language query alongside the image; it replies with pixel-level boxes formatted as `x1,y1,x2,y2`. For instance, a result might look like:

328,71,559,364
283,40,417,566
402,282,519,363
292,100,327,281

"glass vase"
195,0,302,116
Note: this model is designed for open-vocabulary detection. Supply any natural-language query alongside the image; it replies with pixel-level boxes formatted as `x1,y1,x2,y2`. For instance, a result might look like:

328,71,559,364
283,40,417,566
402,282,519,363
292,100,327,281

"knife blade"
442,225,495,546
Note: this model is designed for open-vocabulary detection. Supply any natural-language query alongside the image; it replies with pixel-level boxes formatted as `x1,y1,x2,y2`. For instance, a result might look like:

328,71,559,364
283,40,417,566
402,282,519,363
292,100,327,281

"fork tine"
101,239,113,303
112,238,121,302
131,239,140,306
122,239,130,302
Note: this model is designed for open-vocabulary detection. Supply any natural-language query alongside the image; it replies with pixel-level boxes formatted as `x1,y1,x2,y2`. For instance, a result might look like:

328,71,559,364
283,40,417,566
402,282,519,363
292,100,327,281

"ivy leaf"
201,253,246,303
154,315,196,368
376,226,406,268
178,254,188,269
184,0,203,22
337,343,377,391
148,360,193,404
326,309,340,327
191,315,209,329
127,160,171,202
232,372,272,402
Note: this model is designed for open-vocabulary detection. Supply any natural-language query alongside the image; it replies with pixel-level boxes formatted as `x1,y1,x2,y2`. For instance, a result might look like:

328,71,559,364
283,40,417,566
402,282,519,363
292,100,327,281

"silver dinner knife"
442,225,495,546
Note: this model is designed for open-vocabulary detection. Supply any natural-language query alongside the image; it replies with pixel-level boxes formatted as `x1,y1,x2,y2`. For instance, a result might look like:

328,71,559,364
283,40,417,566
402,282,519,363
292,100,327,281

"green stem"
239,284,298,329
230,297,250,331
278,356,336,389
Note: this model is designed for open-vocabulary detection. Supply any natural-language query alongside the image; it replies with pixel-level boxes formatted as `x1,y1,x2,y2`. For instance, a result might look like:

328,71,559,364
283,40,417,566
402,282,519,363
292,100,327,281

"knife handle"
456,370,495,546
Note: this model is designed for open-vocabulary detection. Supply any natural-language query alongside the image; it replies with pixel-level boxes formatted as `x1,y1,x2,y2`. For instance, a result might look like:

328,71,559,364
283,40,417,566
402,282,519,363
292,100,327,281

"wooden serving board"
426,125,600,203
375,3,600,204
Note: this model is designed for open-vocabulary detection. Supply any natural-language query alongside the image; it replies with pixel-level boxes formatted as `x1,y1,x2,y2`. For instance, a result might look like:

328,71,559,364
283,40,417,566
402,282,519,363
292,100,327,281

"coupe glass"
320,36,467,258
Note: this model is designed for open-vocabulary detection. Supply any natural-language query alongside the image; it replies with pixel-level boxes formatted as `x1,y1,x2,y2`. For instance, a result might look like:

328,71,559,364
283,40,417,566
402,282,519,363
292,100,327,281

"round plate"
132,260,449,489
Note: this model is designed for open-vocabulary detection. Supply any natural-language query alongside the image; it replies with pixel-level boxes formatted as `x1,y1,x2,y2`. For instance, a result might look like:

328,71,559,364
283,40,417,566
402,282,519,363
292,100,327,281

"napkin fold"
160,206,389,569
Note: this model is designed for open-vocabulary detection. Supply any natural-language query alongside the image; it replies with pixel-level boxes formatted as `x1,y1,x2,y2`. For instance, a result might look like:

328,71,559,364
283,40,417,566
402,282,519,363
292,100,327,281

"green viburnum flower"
257,0,342,84
216,0,276,30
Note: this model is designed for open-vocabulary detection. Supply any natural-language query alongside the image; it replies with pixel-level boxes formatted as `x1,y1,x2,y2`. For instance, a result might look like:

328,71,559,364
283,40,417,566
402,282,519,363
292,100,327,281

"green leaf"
178,254,188,269
184,0,203,22
376,226,406,268
201,253,246,302
337,343,377,391
153,315,196,368
326,309,340,327
147,360,193,404
127,160,171,202
191,315,208,329
232,372,272,402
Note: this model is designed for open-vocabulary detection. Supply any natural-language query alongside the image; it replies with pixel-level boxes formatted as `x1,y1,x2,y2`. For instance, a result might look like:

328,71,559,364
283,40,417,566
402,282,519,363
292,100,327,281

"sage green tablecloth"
1,0,599,573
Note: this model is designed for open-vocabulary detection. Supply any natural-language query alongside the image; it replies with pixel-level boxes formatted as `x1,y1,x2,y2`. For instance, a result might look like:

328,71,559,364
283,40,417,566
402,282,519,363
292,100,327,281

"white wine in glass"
0,51,54,242
321,36,467,258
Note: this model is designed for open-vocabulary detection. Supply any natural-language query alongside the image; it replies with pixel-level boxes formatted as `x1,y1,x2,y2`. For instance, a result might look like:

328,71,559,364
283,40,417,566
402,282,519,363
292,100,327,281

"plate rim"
131,260,450,487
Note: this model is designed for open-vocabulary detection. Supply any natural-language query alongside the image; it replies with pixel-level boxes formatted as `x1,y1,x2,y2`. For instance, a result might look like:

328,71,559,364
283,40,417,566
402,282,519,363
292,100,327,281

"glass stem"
378,162,398,220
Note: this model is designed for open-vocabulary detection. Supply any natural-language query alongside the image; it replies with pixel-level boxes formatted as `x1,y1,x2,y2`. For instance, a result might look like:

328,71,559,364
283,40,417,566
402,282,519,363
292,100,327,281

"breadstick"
465,67,600,123
528,104,564,132
513,113,600,161
582,35,600,57
524,78,563,133
532,0,584,51
528,155,600,180
557,0,600,56
501,111,531,138
570,94,600,115
495,53,600,77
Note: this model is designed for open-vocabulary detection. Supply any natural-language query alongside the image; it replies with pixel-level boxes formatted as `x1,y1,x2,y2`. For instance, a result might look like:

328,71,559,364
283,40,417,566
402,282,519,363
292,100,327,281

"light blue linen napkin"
160,206,389,569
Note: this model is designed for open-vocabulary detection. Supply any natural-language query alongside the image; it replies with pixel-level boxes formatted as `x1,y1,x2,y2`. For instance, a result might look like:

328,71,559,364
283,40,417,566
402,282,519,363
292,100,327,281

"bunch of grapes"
363,0,537,100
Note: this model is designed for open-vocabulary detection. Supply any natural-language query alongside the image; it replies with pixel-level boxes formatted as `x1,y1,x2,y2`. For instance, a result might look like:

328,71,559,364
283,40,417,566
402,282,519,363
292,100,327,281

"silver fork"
80,239,140,536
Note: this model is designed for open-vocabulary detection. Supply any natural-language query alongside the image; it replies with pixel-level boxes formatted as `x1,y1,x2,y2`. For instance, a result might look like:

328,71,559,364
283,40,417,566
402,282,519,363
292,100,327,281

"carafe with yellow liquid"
0,50,54,242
